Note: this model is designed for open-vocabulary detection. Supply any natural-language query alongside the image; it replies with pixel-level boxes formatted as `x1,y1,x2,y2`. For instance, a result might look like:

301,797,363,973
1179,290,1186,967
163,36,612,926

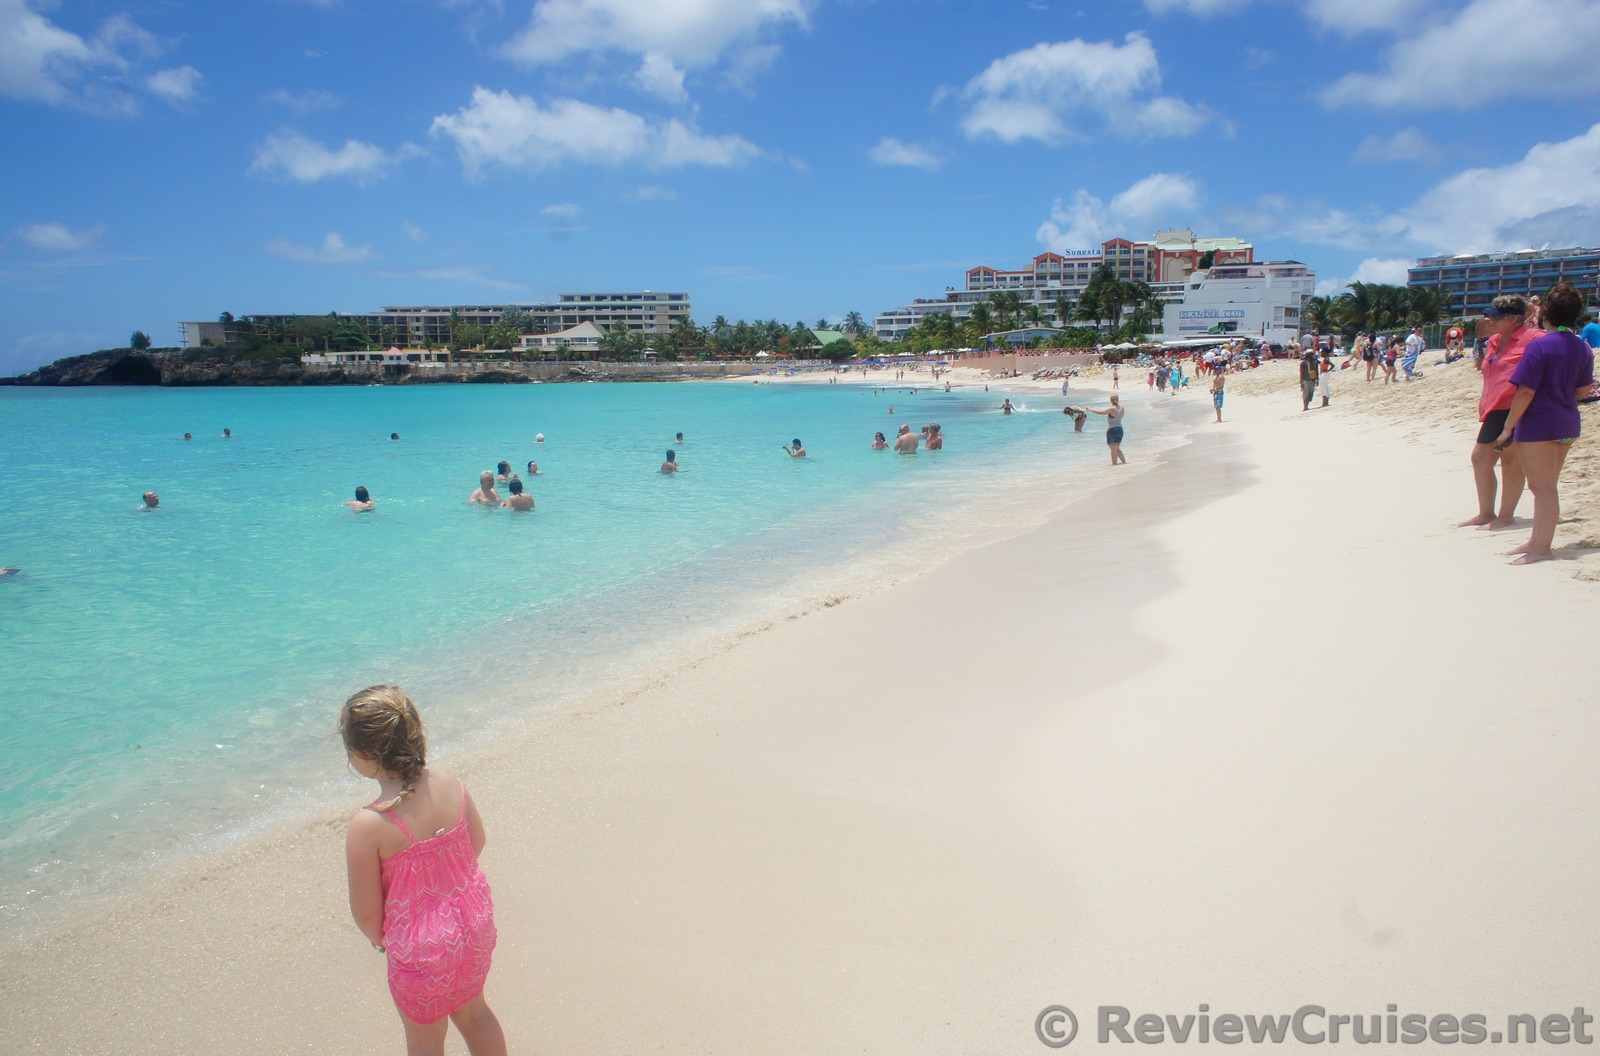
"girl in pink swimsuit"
341,686,506,1055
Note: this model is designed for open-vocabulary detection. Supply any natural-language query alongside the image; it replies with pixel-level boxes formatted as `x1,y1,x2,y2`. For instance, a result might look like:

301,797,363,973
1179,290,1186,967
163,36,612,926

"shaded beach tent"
755,350,772,358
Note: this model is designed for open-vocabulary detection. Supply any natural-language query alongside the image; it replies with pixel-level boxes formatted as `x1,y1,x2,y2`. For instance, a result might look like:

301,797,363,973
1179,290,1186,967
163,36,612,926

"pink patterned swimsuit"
374,786,497,1024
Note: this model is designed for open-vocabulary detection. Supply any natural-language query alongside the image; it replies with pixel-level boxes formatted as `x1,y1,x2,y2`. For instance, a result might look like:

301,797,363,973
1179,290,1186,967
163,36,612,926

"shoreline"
7,378,1598,1052
0,374,1173,940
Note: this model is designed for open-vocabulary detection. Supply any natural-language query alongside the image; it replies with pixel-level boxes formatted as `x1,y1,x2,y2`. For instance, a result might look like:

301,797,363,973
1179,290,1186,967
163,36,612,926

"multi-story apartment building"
875,231,1253,339
183,292,691,349
1407,248,1600,315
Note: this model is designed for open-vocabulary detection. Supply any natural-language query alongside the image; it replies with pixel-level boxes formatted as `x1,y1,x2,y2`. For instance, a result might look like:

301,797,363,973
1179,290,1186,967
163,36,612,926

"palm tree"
813,318,830,332
1407,285,1454,326
989,290,1023,331
842,311,866,335
1302,295,1337,335
966,302,995,344
1053,295,1073,328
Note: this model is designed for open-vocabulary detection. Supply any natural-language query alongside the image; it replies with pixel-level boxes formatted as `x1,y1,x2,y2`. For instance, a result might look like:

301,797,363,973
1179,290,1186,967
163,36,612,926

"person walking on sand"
1112,365,1120,389
1402,326,1426,381
1210,366,1225,423
1299,348,1319,411
340,686,507,1056
1458,295,1543,530
1493,283,1595,564
1087,395,1127,466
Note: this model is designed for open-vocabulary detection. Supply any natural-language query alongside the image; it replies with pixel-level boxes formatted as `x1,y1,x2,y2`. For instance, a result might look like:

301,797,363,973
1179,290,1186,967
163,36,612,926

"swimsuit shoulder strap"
365,801,416,843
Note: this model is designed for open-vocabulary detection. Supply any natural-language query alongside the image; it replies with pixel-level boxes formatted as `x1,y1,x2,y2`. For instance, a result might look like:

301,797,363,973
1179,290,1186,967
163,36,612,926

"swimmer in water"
469,471,501,505
534,433,545,444
893,425,918,453
870,432,888,450
390,432,400,440
183,433,193,441
345,486,375,511
496,461,511,484
675,432,685,445
926,423,943,450
222,428,232,438
783,438,807,458
1000,399,1014,415
140,491,160,510
503,478,534,511
661,450,680,474
526,460,541,476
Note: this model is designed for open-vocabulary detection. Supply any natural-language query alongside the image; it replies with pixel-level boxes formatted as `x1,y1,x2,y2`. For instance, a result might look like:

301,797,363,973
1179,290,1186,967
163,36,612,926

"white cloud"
0,2,164,113
266,88,342,115
541,202,581,218
635,52,687,103
502,0,811,72
1352,127,1440,164
959,33,1218,145
249,131,415,183
146,65,200,107
430,87,762,176
868,137,941,170
1399,122,1600,252
265,232,375,265
1349,257,1412,284
1036,173,1201,251
1322,0,1600,108
1302,0,1433,33
401,221,427,242
17,221,106,252
1144,0,1250,13
629,185,676,201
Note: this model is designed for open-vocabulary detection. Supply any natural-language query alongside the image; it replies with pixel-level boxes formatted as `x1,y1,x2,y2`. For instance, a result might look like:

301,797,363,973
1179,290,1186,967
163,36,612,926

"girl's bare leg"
400,1011,450,1056
450,994,508,1056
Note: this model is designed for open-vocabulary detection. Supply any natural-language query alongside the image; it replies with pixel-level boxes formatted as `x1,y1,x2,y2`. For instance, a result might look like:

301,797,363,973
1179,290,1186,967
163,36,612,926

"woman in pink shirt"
1458,295,1543,530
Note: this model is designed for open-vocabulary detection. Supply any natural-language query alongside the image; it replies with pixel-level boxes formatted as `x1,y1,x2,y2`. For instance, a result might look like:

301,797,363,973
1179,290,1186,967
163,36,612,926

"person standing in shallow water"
1210,366,1225,423
1087,395,1127,466
783,438,806,457
660,450,679,474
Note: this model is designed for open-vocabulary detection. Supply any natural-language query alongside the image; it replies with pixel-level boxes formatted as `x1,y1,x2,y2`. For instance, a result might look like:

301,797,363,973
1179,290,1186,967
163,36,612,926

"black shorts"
1478,408,1510,446
1107,426,1124,446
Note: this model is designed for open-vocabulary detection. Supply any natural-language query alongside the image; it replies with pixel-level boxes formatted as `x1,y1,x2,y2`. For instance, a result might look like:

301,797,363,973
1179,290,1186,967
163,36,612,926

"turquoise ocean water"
0,377,1184,932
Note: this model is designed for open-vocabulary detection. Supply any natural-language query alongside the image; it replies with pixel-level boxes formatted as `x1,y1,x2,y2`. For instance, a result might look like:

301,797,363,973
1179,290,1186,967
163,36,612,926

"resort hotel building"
872,230,1311,344
1407,248,1600,316
182,291,691,350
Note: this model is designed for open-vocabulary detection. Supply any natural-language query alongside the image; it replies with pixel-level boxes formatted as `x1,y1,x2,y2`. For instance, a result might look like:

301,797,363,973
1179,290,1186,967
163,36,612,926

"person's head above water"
497,461,509,475
792,438,802,447
534,433,545,443
527,460,538,472
390,432,400,440
339,685,426,787
675,432,684,442
354,486,370,502
874,432,886,442
142,491,159,508
479,470,494,487
665,450,676,463
508,478,524,495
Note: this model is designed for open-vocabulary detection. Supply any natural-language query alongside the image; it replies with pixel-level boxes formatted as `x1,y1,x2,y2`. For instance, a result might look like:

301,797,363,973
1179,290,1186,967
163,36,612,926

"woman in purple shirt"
1495,283,1596,564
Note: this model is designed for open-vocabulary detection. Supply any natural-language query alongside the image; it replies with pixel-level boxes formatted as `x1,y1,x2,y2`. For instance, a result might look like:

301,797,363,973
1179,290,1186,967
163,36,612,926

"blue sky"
3,0,1599,374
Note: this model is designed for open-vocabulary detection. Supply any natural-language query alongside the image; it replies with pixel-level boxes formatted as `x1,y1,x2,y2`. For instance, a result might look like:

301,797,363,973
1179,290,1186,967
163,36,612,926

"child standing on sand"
341,686,507,1056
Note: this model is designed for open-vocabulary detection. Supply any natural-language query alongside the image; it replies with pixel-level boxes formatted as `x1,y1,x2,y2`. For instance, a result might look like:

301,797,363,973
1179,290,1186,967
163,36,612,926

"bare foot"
1510,551,1554,565
1476,517,1516,531
1456,514,1493,527
1506,541,1531,555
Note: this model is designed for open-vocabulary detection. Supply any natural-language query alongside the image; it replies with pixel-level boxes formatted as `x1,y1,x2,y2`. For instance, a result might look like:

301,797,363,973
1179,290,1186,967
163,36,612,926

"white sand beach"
5,370,1598,1054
